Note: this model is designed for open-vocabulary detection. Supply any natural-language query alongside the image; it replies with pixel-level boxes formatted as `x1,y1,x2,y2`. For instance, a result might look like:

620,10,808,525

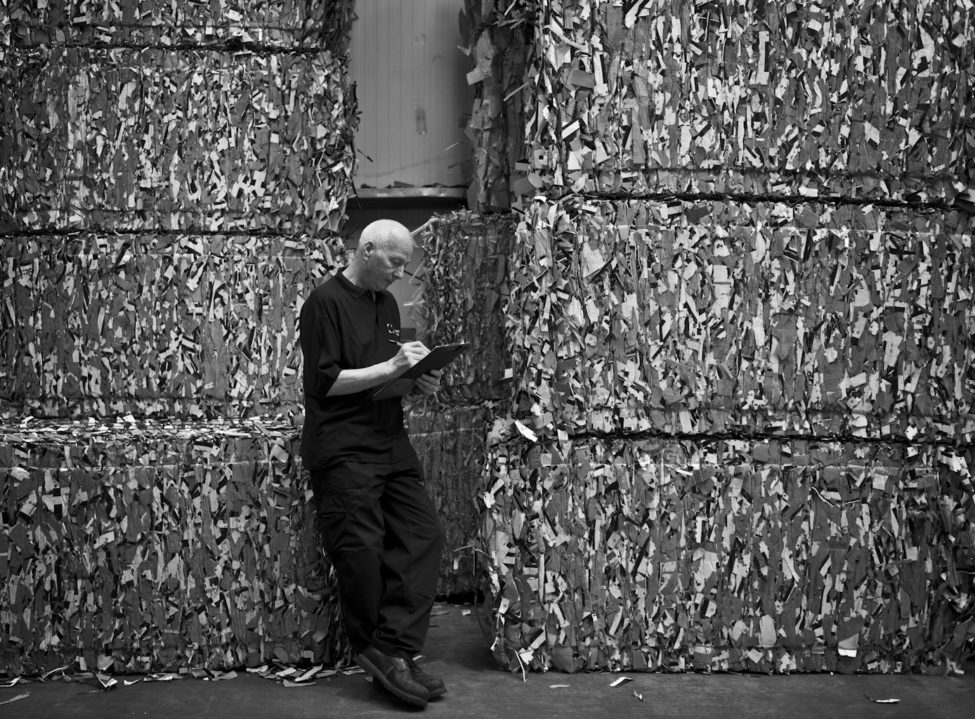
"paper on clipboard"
372,343,468,400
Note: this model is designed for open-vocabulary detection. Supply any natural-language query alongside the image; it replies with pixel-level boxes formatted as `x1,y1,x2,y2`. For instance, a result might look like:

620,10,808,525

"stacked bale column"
1,1,357,674
481,1,974,673
407,211,517,596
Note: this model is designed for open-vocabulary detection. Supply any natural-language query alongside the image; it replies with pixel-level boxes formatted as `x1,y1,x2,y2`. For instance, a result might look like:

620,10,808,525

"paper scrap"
513,420,538,443
0,693,29,707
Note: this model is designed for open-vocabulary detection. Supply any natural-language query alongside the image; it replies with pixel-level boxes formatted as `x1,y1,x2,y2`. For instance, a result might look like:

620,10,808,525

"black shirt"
299,271,415,469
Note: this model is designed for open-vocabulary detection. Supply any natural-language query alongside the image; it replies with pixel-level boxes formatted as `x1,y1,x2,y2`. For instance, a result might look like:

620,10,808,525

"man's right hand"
326,340,431,397
390,341,429,372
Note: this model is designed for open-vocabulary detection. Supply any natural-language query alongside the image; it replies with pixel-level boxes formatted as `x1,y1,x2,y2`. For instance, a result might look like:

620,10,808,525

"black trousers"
310,456,443,659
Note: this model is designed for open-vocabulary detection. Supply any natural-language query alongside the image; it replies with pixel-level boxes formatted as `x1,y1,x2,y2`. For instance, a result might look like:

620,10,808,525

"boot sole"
373,678,445,701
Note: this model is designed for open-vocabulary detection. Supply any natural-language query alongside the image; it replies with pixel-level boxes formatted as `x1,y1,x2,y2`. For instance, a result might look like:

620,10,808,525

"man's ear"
360,240,376,257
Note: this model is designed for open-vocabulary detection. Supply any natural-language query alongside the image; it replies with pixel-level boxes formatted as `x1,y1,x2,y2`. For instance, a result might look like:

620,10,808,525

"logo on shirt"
386,323,401,342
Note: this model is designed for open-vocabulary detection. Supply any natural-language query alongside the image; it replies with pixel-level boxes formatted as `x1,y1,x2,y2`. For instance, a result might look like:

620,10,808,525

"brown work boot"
355,646,429,708
407,658,446,699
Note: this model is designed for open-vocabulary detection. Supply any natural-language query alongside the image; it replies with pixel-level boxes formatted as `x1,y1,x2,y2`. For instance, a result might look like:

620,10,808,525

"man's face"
364,239,412,291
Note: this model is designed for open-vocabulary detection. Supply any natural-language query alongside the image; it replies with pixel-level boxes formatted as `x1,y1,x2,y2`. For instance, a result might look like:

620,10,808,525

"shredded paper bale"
406,211,518,595
6,0,356,50
1,46,356,234
412,210,517,405
516,0,973,204
1,234,348,420
409,406,495,597
482,430,974,674
504,197,975,443
0,418,344,676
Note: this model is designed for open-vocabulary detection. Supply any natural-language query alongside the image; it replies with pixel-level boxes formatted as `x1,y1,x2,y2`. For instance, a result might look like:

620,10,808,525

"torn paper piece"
514,420,538,443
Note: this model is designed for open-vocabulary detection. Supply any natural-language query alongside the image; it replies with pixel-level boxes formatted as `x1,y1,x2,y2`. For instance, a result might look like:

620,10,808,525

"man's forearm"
326,360,397,396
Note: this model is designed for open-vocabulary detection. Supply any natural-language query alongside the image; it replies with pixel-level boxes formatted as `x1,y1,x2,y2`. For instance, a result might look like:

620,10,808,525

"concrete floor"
4,604,974,719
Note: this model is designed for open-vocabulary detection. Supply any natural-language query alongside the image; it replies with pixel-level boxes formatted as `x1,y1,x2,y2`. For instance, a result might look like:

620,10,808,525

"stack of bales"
407,211,517,596
477,0,975,673
0,0,358,675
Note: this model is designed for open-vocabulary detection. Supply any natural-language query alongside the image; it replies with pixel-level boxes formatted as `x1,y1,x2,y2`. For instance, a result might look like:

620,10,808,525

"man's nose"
393,266,405,279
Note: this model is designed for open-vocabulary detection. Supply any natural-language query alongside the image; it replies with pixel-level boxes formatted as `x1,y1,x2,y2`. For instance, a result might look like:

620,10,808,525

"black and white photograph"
1,1,973,717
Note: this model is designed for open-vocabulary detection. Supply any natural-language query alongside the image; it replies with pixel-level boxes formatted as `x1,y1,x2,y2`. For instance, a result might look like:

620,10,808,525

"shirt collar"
335,268,368,297
335,267,386,303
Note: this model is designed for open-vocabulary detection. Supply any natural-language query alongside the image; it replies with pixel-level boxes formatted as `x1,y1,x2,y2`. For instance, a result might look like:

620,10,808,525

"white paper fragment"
513,420,538,443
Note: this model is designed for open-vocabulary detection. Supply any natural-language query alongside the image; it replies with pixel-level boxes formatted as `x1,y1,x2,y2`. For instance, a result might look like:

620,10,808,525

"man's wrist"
383,357,401,379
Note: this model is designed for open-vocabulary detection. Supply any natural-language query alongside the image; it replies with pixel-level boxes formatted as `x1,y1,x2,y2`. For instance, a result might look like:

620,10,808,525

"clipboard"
371,343,469,400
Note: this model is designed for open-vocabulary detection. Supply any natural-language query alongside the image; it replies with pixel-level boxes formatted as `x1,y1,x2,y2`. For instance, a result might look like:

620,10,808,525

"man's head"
348,219,414,291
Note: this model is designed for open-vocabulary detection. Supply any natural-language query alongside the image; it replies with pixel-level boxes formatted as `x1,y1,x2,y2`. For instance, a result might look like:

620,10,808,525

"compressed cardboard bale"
0,45,356,234
0,233,348,420
408,406,493,597
411,210,517,405
403,210,519,594
503,197,975,443
0,418,345,676
6,0,356,51
516,0,973,204
480,429,975,674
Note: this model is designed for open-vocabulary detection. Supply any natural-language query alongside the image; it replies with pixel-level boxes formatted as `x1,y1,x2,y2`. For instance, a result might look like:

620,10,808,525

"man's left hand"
413,369,442,396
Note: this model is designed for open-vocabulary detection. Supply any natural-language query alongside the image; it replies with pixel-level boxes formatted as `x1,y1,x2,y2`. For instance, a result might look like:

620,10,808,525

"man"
299,219,445,708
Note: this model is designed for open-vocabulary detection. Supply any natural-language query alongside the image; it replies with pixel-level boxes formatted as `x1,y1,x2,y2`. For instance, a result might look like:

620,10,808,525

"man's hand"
413,369,442,396
389,341,430,372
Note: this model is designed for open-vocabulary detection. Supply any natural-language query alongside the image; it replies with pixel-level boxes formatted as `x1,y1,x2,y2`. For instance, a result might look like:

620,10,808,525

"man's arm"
326,341,429,396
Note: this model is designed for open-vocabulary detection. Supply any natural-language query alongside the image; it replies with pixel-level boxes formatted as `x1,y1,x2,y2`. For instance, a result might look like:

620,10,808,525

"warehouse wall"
350,0,472,188
465,0,975,673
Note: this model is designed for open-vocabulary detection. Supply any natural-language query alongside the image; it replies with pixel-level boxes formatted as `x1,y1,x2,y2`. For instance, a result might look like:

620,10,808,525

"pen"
388,339,402,346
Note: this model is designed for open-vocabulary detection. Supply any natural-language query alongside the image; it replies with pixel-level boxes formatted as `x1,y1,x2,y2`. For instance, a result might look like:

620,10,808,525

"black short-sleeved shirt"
299,271,415,470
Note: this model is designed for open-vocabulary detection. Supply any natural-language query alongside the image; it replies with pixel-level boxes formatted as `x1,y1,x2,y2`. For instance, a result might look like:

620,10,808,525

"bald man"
299,219,445,708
